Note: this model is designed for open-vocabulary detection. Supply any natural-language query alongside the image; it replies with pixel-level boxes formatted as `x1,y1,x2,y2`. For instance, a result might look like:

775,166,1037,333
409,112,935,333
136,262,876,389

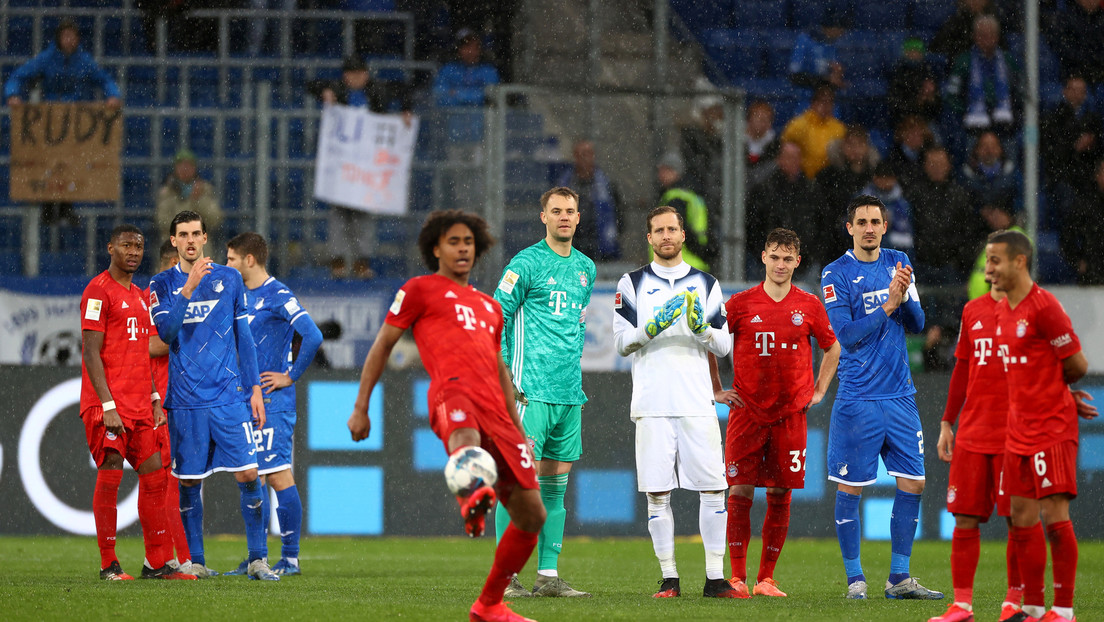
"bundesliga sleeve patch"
614,292,622,309
497,270,519,295
149,290,159,308
389,290,406,315
822,284,836,303
284,298,302,315
85,299,103,321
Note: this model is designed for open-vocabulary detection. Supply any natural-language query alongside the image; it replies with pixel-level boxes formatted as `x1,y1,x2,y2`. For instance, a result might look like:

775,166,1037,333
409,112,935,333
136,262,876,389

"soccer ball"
444,446,498,497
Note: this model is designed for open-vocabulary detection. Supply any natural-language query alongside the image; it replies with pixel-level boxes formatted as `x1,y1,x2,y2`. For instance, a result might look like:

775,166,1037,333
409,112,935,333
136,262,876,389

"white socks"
646,492,677,578
699,491,726,580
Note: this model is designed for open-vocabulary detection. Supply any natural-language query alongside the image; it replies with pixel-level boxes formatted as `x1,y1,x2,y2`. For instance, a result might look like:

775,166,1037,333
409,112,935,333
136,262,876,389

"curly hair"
417,210,496,272
765,228,801,255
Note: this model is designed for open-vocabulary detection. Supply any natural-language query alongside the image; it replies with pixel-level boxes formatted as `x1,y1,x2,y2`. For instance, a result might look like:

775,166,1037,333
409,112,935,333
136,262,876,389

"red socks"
758,491,791,582
478,523,538,606
1046,520,1078,609
1011,523,1047,609
137,469,172,569
1005,529,1023,605
951,527,980,605
726,495,752,582
93,469,123,569
163,468,191,563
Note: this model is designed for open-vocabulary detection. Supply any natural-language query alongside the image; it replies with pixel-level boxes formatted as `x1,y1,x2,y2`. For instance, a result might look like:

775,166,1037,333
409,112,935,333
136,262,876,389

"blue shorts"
826,395,925,486
169,402,261,479
256,410,296,476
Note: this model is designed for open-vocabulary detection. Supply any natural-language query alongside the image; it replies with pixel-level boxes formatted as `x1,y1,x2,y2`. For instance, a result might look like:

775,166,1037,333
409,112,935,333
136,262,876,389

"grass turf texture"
2,535,1101,621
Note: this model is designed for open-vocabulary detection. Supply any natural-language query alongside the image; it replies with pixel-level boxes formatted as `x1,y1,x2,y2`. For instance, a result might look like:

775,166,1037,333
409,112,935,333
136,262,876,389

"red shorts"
946,446,1009,520
158,412,172,469
431,389,539,504
724,411,807,489
1003,440,1078,500
81,406,159,469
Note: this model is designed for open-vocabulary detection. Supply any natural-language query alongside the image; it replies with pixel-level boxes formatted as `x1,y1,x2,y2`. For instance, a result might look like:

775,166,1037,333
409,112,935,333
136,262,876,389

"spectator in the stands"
1042,0,1104,88
1060,159,1104,284
4,19,122,235
431,28,500,107
887,37,941,131
967,202,1023,299
554,139,623,261
961,130,1022,212
788,10,847,94
781,85,846,179
929,0,1006,60
156,148,224,258
655,152,715,271
680,85,724,209
816,124,879,221
1041,75,1103,201
747,141,826,274
887,115,936,192
909,146,985,284
944,15,1019,133
860,161,914,259
744,100,781,189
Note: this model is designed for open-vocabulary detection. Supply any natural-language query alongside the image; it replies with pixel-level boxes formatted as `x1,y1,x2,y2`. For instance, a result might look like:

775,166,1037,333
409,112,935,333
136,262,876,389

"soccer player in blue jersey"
149,210,278,581
225,232,322,576
820,195,943,601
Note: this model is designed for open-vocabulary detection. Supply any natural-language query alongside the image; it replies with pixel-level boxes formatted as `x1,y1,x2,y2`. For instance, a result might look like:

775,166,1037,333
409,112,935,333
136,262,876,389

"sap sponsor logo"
1050,333,1072,348
183,299,220,324
862,288,891,314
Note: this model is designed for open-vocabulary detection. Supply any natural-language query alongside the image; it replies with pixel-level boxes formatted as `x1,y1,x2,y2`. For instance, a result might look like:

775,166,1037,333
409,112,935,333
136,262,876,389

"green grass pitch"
1,535,1101,621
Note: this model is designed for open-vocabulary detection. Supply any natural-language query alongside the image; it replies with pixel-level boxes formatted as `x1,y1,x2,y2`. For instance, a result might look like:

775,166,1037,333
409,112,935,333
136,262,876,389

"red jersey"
725,283,837,424
144,287,169,398
995,284,1081,455
386,274,508,416
80,271,154,422
951,294,1010,454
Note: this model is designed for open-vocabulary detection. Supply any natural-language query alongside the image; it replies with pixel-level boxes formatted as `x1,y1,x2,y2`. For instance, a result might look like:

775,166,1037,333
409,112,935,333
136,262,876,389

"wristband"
101,400,117,412
151,392,161,402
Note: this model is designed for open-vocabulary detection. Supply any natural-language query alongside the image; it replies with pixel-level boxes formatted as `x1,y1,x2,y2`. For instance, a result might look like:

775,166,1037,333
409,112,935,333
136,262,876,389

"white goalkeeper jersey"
613,261,730,418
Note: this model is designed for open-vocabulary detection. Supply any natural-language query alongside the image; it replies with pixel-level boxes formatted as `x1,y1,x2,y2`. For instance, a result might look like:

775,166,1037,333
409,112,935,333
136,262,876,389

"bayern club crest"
579,272,588,288
1016,319,1028,338
947,486,957,504
727,462,738,477
791,311,805,326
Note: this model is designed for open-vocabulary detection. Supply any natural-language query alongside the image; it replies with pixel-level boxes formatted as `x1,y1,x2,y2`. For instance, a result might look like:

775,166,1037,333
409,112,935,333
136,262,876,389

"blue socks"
179,483,205,566
835,490,864,583
275,485,302,560
889,489,921,585
238,479,267,562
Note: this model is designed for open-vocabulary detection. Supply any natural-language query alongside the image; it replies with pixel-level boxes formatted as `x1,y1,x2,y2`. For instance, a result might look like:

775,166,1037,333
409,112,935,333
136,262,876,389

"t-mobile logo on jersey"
125,317,139,341
755,331,775,356
973,337,993,365
455,304,477,330
548,290,568,316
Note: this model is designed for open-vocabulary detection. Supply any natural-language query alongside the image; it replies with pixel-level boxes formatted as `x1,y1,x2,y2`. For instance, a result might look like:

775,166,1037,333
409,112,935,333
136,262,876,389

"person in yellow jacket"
655,153,715,271
781,85,846,179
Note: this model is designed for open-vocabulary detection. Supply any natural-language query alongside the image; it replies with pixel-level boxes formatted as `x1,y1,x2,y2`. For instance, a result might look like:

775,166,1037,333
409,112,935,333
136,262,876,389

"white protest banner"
313,104,419,215
0,289,82,365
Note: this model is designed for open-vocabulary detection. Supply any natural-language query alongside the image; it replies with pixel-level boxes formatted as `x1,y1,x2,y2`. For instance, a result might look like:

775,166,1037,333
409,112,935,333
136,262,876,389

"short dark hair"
646,205,685,232
987,229,1033,265
159,239,176,263
170,210,205,237
846,194,889,224
417,210,495,272
765,228,801,256
55,18,79,43
228,232,269,267
110,223,143,243
540,186,579,211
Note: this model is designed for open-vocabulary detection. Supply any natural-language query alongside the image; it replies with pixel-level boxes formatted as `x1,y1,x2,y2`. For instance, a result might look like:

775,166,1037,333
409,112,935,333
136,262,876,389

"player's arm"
492,263,526,368
709,352,743,408
260,313,324,394
1063,350,1088,385
811,341,841,407
1071,388,1098,420
822,274,889,350
149,334,169,357
687,284,732,357
81,329,124,437
150,376,166,428
497,354,524,436
938,358,969,462
235,313,266,429
349,322,405,441
152,258,212,343
893,261,925,333
612,275,651,355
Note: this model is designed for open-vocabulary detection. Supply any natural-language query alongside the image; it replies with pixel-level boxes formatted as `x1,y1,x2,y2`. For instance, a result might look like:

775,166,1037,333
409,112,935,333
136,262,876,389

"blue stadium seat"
851,0,911,30
122,168,154,207
762,30,797,78
124,117,151,157
735,0,788,29
187,118,216,158
160,118,181,158
38,251,85,276
223,168,242,211
672,0,735,32
5,17,33,56
911,0,956,31
836,31,886,82
701,29,764,81
790,0,849,29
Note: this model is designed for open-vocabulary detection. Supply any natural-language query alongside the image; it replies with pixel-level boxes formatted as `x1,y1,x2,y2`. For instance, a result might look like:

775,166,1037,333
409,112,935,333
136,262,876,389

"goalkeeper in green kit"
493,186,597,598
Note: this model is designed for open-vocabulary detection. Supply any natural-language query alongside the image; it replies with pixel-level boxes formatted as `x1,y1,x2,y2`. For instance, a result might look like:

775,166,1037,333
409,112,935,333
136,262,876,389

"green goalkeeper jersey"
494,239,596,405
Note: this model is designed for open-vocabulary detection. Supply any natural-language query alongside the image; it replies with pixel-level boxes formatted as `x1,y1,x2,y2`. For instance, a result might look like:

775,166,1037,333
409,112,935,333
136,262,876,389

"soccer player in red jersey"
81,224,194,581
146,239,191,570
715,228,840,598
985,229,1093,622
347,210,546,622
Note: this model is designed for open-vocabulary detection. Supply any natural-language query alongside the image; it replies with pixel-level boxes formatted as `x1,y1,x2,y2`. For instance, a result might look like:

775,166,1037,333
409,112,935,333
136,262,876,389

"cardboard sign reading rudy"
10,102,122,202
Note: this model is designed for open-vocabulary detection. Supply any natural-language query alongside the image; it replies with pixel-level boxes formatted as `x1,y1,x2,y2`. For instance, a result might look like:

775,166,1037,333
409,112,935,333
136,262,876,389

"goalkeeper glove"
645,293,686,338
685,291,708,334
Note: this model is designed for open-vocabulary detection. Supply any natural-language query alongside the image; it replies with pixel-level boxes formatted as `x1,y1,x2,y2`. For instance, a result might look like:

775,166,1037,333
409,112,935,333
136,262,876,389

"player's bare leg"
95,451,131,580
135,452,195,579
931,514,981,621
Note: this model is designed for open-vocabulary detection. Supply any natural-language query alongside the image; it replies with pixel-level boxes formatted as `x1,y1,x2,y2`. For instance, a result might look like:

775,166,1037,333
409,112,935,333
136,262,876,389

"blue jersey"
820,248,924,400
245,276,319,413
149,263,258,409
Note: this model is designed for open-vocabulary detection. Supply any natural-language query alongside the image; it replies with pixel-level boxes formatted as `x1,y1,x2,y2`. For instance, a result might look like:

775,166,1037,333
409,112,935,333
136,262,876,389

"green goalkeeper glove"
645,293,687,338
685,291,708,334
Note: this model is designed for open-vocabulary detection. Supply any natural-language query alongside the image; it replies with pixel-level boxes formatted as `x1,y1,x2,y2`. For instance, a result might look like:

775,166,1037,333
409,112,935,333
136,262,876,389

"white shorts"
634,416,727,492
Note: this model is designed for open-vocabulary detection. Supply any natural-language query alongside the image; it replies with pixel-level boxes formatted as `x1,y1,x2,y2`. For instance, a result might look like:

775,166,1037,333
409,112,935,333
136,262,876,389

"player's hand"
1072,389,1098,420
7,95,22,107
103,407,125,437
810,387,827,408
937,421,954,463
715,388,744,409
645,293,687,338
250,386,266,429
511,379,528,405
152,401,167,428
260,371,293,394
181,257,212,299
883,262,911,313
348,410,371,441
685,292,709,335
